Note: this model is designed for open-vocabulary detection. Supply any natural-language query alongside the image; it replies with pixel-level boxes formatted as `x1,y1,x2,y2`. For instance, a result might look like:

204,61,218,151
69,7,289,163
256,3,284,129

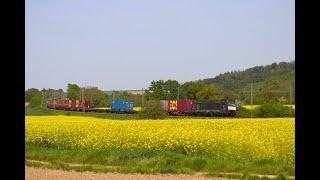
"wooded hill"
201,61,295,104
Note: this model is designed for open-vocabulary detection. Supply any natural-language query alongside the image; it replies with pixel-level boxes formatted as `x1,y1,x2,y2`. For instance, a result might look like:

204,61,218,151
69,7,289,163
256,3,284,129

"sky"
26,0,295,91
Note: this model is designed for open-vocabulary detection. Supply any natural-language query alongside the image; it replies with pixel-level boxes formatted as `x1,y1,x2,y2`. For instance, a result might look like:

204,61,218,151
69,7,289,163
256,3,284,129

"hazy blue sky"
26,0,294,91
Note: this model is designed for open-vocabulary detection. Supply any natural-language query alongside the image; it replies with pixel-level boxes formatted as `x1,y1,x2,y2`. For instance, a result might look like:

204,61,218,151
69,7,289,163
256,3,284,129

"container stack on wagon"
163,99,194,116
110,100,135,113
46,98,91,111
160,100,169,112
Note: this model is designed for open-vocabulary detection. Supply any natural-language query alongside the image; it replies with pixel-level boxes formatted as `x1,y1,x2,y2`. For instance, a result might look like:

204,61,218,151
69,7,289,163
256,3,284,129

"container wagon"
167,100,194,116
110,100,135,113
46,98,91,111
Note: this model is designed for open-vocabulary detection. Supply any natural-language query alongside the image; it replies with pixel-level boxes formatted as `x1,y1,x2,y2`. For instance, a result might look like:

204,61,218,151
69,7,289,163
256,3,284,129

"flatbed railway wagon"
89,100,137,114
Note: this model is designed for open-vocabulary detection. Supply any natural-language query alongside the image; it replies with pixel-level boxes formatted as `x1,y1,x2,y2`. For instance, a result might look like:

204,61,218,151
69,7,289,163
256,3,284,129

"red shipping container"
68,100,72,108
160,100,169,112
57,99,63,109
71,100,76,109
75,100,80,108
83,100,91,109
55,99,59,108
46,99,53,108
47,98,59,109
79,100,91,110
52,99,58,108
169,100,178,111
177,100,194,113
63,99,69,109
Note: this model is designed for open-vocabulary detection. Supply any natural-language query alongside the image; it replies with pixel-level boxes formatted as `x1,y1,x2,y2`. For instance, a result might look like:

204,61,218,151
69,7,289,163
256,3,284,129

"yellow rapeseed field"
133,106,141,111
242,104,295,110
25,116,294,164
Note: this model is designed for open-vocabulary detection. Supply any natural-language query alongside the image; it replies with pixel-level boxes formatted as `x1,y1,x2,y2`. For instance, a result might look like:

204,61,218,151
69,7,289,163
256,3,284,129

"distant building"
127,90,145,95
104,90,145,95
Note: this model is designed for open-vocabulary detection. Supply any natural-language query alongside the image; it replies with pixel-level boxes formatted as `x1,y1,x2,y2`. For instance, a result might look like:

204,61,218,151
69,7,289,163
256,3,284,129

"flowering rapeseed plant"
25,116,294,164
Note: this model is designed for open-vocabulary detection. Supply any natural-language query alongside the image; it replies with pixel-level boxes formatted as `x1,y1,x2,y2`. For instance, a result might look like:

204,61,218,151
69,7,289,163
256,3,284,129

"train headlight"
228,106,236,111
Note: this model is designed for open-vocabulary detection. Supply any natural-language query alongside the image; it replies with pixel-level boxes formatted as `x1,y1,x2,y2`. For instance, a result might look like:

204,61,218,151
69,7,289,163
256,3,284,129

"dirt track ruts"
26,167,231,180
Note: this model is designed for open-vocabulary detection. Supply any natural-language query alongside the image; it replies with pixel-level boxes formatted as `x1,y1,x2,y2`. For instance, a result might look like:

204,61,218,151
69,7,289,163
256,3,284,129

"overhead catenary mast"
250,82,253,118
82,87,85,112
177,85,180,100
53,90,55,109
142,88,144,107
41,91,44,107
289,82,292,116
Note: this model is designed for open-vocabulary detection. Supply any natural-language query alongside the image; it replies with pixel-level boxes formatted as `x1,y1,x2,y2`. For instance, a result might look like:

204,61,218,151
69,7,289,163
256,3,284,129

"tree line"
144,80,228,101
25,84,144,108
25,81,236,108
26,61,295,108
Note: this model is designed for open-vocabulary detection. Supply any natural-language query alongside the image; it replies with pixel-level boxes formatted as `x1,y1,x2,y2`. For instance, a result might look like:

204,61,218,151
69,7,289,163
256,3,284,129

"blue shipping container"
111,100,134,112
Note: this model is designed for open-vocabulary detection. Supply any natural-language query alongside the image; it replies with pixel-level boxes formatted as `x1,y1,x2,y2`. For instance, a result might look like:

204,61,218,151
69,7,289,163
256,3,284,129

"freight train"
46,98,236,117
161,99,236,117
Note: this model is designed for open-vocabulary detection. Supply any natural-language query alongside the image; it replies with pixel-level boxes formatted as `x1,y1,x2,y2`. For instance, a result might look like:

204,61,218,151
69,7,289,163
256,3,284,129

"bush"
138,100,167,119
236,106,253,118
65,112,71,116
236,104,295,118
29,94,42,108
254,103,294,118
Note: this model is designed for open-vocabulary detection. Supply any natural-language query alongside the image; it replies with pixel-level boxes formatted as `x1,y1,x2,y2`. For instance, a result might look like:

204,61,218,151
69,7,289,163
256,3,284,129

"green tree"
29,93,43,107
138,100,167,119
252,94,265,105
116,92,142,107
271,62,278,69
116,91,130,100
146,80,180,100
147,80,165,100
57,88,64,98
222,90,238,101
130,94,142,107
41,88,64,102
163,80,179,100
25,88,41,102
195,84,221,100
67,84,81,100
83,87,107,107
180,81,206,100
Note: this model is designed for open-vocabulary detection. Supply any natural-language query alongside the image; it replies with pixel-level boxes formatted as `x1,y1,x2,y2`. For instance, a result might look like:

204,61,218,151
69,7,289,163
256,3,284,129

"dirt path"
26,167,231,180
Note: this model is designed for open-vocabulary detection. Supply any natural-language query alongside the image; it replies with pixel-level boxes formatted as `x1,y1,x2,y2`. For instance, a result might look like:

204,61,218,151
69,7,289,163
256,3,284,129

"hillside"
201,61,295,104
